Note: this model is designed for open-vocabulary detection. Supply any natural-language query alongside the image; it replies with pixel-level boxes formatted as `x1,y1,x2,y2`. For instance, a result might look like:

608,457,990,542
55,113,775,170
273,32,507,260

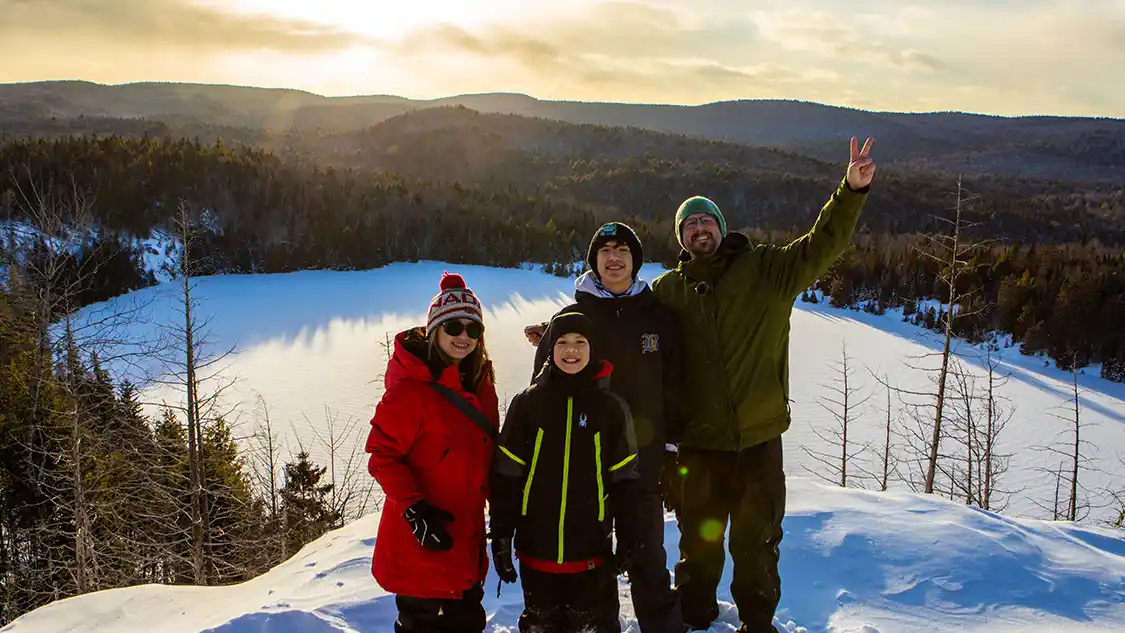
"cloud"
1,0,1122,116
571,56,836,89
750,8,948,72
388,23,563,67
380,1,818,101
0,0,368,53
385,2,757,66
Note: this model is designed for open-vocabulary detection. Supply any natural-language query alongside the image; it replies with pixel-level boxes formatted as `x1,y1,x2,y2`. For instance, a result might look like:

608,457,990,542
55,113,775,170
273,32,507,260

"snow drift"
4,477,1123,633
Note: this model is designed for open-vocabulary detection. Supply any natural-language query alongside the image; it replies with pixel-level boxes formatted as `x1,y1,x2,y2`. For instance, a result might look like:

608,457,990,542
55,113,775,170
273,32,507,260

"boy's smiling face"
553,332,590,375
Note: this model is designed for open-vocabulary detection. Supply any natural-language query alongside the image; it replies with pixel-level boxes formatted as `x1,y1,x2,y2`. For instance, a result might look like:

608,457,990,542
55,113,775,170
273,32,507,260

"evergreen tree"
280,451,340,559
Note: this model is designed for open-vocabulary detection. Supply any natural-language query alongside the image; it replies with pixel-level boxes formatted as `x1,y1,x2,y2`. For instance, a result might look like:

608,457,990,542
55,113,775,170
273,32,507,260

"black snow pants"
518,564,620,633
626,444,684,633
395,583,486,633
673,438,786,633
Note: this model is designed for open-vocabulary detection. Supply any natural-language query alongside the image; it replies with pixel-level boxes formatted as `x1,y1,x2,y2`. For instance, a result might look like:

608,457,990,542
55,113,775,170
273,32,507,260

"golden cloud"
0,0,369,53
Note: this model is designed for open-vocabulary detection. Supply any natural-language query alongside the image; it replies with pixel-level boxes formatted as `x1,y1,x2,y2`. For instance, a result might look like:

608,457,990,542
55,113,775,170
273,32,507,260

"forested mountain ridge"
5,106,1124,245
1,132,1122,382
3,80,1124,183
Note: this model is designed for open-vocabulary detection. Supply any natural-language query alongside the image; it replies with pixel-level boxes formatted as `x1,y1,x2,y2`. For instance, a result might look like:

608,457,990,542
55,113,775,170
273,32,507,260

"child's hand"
491,535,518,583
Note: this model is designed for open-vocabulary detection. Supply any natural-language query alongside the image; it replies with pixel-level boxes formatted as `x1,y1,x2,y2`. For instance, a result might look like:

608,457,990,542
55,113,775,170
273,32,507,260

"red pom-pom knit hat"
426,272,484,335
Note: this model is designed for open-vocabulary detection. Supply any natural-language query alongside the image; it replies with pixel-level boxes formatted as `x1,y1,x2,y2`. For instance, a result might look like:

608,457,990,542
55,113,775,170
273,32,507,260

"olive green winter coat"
651,177,868,451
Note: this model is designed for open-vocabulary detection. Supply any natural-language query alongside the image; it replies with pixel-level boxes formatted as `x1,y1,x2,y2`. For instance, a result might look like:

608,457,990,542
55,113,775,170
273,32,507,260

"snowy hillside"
0,219,182,284
5,476,1123,633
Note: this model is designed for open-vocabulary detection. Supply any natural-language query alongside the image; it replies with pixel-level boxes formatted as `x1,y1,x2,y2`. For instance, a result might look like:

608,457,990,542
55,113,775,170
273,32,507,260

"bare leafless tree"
245,393,285,561
299,405,380,524
1034,353,1094,521
910,175,990,494
873,358,952,494
1105,453,1125,530
1,172,164,617
148,200,239,584
802,341,874,488
1065,358,1084,521
876,374,902,492
977,347,1014,511
943,353,1014,511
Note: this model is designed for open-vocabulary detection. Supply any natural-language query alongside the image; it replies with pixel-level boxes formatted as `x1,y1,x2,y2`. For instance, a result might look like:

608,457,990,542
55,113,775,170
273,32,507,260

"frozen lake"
78,261,1125,524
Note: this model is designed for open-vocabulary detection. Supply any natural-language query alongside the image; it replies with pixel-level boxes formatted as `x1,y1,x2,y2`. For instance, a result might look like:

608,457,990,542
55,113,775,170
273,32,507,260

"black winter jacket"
532,283,683,482
491,360,641,567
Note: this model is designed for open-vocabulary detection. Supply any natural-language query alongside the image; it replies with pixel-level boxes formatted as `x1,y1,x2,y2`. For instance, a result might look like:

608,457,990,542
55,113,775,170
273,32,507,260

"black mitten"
491,535,518,584
403,500,454,551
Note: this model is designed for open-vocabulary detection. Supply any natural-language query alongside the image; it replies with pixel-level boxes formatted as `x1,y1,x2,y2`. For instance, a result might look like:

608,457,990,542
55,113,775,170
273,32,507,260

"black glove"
403,500,454,551
614,540,639,579
660,448,683,513
491,534,518,584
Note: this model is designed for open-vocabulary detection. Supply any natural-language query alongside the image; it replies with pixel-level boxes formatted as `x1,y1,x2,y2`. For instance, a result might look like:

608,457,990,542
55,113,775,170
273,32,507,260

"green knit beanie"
675,196,727,248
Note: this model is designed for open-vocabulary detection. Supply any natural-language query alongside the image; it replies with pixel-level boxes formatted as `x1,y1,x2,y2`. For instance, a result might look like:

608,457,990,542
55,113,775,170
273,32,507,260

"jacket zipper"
558,396,574,564
522,429,544,516
594,431,605,522
696,282,739,448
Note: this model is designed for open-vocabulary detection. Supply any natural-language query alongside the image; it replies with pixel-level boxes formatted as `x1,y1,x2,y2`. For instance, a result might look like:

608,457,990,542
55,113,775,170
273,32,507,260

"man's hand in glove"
491,535,518,584
403,500,454,551
660,446,683,513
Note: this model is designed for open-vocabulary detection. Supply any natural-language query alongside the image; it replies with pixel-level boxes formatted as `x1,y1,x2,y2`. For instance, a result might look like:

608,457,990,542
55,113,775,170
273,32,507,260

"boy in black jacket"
491,312,641,633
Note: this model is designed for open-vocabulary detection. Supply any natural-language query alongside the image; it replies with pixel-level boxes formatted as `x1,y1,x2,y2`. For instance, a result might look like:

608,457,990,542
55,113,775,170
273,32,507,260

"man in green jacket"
653,137,875,633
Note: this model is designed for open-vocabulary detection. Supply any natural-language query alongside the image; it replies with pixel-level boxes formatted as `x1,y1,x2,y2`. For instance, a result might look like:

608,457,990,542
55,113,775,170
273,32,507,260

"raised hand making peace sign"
846,136,876,190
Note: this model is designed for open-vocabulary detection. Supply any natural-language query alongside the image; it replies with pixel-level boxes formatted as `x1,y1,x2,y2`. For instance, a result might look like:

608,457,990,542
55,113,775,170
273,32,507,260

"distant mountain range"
3,80,1124,184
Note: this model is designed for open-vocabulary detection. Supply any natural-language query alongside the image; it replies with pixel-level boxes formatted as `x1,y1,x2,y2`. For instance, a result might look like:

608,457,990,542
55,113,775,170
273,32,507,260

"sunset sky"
2,0,1123,116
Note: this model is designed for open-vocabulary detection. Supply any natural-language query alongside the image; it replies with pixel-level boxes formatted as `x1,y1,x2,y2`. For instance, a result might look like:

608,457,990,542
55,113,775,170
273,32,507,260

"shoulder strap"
427,382,497,440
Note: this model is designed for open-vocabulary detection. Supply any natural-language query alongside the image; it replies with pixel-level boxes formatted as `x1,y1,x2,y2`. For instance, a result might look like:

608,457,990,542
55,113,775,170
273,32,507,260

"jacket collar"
573,270,648,299
532,358,614,392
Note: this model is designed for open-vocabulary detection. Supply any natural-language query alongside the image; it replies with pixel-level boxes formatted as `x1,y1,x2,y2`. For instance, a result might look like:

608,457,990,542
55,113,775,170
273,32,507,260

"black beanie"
586,222,643,281
543,312,600,370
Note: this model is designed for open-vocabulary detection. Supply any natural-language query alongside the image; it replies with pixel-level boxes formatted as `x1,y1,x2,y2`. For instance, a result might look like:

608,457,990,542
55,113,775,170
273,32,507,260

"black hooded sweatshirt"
492,314,641,568
532,278,683,484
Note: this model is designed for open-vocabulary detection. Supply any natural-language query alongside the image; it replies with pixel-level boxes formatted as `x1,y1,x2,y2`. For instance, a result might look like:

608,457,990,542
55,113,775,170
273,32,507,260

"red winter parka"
365,328,500,599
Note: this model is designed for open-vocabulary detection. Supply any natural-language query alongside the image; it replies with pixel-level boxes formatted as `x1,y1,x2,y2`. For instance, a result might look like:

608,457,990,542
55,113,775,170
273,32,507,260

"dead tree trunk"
177,207,206,585
881,379,894,491
924,177,966,494
1069,358,1081,522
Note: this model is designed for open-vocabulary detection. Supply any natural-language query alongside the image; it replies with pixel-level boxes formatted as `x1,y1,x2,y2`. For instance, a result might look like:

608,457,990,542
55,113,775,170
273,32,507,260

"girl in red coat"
366,272,500,633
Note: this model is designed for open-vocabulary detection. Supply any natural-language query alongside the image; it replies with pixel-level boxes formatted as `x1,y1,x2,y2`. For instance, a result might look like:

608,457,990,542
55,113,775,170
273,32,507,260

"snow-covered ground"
5,477,1124,633
73,261,1125,525
7,260,1125,632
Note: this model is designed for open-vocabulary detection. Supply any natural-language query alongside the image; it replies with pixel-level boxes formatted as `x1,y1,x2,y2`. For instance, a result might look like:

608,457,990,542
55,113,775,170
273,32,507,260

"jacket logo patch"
579,413,588,428
641,333,660,354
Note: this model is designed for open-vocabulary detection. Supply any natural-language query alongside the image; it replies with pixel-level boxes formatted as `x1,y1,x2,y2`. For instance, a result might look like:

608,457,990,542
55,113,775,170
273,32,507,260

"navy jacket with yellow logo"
490,359,640,568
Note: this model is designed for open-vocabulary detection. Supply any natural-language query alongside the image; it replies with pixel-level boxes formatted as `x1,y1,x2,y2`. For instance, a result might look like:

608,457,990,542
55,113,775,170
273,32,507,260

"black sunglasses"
442,320,483,339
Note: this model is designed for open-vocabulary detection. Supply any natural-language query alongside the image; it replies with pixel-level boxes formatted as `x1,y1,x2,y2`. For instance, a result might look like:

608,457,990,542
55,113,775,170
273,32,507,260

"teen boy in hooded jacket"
492,312,642,633
528,222,685,633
